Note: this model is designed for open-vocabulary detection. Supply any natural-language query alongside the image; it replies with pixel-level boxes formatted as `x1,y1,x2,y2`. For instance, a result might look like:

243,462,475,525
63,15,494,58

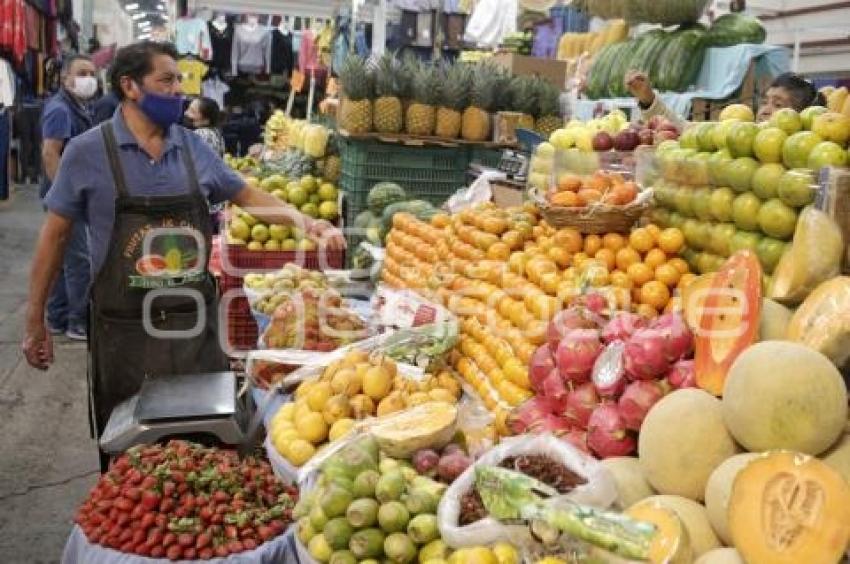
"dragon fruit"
547,307,604,351
591,340,627,398
623,328,672,380
666,359,696,389
563,430,590,454
529,345,557,395
541,368,569,401
556,329,603,384
601,313,647,344
580,292,608,315
587,404,637,458
649,313,694,362
508,395,568,434
618,380,666,431
533,414,574,436
564,382,600,430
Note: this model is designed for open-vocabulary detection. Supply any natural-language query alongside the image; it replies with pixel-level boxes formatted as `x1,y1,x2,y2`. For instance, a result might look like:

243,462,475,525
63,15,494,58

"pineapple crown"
468,61,504,112
411,61,441,106
537,80,562,117
509,75,542,117
439,63,470,111
374,52,402,98
339,55,374,101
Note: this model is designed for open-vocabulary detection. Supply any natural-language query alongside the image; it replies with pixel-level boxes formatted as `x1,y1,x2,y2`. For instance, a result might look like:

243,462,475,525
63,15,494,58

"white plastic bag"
437,433,618,549
445,170,505,214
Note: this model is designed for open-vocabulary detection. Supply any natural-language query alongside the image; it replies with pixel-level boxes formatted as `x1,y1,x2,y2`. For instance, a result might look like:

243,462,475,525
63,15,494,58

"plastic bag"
445,170,505,214
373,285,455,332
770,206,845,305
437,433,618,549
455,394,497,458
786,276,850,369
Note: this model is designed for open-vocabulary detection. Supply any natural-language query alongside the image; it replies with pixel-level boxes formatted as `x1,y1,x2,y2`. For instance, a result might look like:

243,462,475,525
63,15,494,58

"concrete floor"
0,185,99,563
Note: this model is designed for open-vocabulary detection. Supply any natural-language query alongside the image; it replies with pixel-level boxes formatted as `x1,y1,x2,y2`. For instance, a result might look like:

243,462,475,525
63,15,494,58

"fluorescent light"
132,12,145,19
157,3,166,9
138,21,151,28
125,2,139,9
138,33,151,38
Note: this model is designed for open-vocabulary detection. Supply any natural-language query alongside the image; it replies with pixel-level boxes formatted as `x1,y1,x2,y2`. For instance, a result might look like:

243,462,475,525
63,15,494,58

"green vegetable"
377,501,410,533
352,469,381,498
346,498,380,529
375,469,405,503
407,514,439,544
320,484,354,519
323,517,354,550
383,533,417,563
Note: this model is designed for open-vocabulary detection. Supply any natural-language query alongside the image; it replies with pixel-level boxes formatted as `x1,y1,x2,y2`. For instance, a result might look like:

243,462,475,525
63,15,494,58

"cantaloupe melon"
722,341,847,455
601,457,656,509
703,453,759,545
639,389,739,501
629,495,721,558
624,501,693,564
369,402,457,457
758,298,792,341
728,451,850,564
694,548,744,564
821,432,850,484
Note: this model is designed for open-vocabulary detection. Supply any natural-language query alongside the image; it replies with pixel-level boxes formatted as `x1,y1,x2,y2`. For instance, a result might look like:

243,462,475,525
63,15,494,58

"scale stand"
99,371,252,455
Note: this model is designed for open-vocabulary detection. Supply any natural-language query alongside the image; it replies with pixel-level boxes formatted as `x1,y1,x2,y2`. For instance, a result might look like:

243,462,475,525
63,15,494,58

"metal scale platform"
99,371,251,454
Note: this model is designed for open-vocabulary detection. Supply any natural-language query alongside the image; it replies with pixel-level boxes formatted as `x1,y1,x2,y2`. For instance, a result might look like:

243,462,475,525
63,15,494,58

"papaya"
786,276,850,368
629,495,720,558
728,451,850,564
681,273,716,332
624,501,693,564
694,251,762,396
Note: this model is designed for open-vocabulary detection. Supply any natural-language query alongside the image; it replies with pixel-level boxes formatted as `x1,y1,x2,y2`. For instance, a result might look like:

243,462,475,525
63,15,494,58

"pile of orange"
548,171,639,208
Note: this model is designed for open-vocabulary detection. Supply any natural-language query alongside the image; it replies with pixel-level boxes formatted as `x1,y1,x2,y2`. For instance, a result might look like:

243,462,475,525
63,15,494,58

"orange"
640,280,671,310
539,272,561,295
554,228,583,253
550,190,580,207
583,234,603,256
644,248,667,270
548,246,572,268
629,228,655,253
487,242,511,261
610,270,633,289
677,272,697,289
655,263,681,287
501,230,524,250
585,265,610,287
635,303,659,320
668,257,690,275
615,247,642,272
577,189,603,206
658,228,685,254
572,252,589,269
645,223,661,241
602,233,626,252
594,248,616,271
557,173,583,192
627,262,654,286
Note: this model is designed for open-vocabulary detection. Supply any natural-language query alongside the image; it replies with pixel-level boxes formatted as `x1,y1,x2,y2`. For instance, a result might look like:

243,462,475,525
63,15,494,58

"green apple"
709,223,737,257
732,192,763,231
811,112,850,145
300,202,319,218
229,217,250,241
726,157,760,193
281,238,297,251
668,212,685,228
287,185,308,207
697,123,717,152
777,168,816,208
271,189,288,202
318,200,338,220
691,187,714,221
250,223,270,243
682,219,703,250
727,121,760,158
247,241,264,251
769,108,803,135
757,198,798,240
264,239,281,251
710,187,736,222
318,183,338,201
688,152,713,186
297,238,317,251
755,237,788,275
674,188,694,217
753,127,788,164
800,106,828,130
782,131,823,169
730,230,762,254
679,126,700,150
751,163,786,200
807,141,848,170
269,224,290,241
720,104,755,122
712,119,739,150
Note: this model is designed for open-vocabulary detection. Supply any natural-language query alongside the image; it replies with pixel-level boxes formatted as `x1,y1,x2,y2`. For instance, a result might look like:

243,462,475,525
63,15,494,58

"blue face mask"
137,88,185,129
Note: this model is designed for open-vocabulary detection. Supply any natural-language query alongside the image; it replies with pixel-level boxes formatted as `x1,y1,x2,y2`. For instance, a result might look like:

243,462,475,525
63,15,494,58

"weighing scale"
99,371,252,454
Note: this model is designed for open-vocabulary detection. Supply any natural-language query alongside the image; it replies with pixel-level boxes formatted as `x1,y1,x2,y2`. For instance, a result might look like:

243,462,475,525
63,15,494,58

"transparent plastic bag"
786,276,850,369
437,433,618,549
445,170,504,214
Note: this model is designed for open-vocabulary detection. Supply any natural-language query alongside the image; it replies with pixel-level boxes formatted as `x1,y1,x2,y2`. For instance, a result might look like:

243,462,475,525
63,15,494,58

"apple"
691,187,714,221
710,223,737,257
726,157,760,193
250,223,270,243
753,127,788,164
613,130,640,151
674,187,694,217
654,129,679,144
682,219,703,250
730,230,762,254
769,108,803,135
800,106,828,130
247,241,264,251
811,112,850,145
720,104,755,122
638,129,654,146
755,237,788,274
757,198,799,240
727,122,760,158
808,141,849,170
782,131,823,169
710,187,736,222
281,238,297,251
647,116,663,130
732,192,763,231
697,122,717,152
264,239,281,251
592,131,614,151
777,168,816,208
679,126,700,150
751,163,786,200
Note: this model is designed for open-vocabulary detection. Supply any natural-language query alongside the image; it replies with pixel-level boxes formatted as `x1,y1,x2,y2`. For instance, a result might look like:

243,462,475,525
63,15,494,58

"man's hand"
308,219,346,252
23,319,53,370
625,70,655,107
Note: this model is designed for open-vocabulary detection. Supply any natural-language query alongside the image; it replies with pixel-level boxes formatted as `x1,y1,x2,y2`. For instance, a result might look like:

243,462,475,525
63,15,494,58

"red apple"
614,130,640,151
592,131,614,152
638,129,654,146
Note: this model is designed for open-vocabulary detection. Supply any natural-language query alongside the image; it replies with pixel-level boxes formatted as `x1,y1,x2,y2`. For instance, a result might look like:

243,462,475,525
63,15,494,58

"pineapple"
405,62,440,136
373,53,403,134
462,62,501,142
511,76,539,130
324,155,341,182
435,64,470,139
535,81,563,138
338,55,373,134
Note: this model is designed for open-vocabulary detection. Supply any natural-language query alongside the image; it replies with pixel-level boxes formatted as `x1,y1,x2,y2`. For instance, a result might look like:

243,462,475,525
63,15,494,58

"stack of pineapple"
335,54,563,141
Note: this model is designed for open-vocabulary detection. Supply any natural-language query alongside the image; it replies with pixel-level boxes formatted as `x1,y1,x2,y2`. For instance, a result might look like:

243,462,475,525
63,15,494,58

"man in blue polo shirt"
22,41,344,469
40,54,98,340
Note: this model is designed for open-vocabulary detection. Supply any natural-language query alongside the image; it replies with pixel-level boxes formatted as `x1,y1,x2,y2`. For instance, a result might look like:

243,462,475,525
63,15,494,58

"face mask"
137,88,185,129
70,76,98,99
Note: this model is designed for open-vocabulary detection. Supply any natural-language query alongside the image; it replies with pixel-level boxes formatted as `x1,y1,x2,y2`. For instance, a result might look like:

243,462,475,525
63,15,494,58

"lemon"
492,542,520,564
296,411,329,444
286,439,316,466
272,427,298,445
278,402,295,420
307,381,333,411
328,418,356,441
449,548,498,564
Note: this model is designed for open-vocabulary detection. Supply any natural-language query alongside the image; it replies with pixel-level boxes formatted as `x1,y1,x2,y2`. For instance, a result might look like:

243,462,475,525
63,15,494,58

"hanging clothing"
316,24,333,69
0,0,28,64
0,58,15,108
354,27,369,58
174,17,212,58
464,0,517,48
202,76,230,109
297,29,319,72
207,21,233,73
269,29,294,76
231,23,271,75
177,57,209,96
332,31,349,76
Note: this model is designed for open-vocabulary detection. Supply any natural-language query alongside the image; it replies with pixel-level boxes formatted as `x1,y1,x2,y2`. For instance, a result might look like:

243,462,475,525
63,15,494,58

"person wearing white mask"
39,54,98,340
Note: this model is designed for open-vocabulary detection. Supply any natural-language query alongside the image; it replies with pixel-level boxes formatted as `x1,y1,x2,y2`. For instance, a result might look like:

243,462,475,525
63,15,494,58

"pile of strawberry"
74,440,297,560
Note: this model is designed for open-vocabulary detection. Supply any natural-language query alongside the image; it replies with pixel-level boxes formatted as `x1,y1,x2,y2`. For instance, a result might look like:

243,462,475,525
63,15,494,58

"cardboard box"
492,180,525,208
492,53,567,89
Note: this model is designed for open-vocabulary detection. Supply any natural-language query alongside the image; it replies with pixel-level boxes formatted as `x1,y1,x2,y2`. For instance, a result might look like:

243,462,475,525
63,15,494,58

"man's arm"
41,138,65,182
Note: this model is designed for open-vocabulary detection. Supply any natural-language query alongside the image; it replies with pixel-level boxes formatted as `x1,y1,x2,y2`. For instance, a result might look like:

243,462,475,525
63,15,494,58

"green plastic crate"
468,147,505,169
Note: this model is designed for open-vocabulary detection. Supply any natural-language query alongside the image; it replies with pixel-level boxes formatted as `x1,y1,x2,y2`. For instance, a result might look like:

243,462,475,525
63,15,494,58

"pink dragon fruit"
667,359,696,389
556,328,603,384
618,380,666,431
547,307,604,351
564,382,600,430
591,340,627,398
601,312,647,344
529,345,557,395
540,368,569,402
587,404,637,458
650,313,694,362
563,430,590,454
624,328,673,380
508,396,560,434
580,292,608,315
531,414,574,436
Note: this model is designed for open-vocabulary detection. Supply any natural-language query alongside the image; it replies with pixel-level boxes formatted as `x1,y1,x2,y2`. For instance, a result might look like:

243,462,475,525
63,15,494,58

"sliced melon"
703,453,760,545
729,451,850,564
601,457,656,509
758,298,793,341
624,501,692,564
695,251,762,396
722,341,847,455
821,433,850,485
368,402,457,458
639,389,740,501
630,495,720,558
786,276,850,368
694,548,744,564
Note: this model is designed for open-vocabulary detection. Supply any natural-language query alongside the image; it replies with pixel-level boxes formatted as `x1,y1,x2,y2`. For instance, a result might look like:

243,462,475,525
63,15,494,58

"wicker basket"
530,187,652,234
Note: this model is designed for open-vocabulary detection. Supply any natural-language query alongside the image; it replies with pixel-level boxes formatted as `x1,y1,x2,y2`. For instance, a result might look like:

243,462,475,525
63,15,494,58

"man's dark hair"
60,54,93,77
195,96,221,127
770,72,825,111
110,41,180,100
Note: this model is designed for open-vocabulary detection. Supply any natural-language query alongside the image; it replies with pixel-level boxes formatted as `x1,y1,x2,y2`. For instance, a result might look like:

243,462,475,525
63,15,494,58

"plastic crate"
550,5,589,33
225,298,258,351
468,147,505,169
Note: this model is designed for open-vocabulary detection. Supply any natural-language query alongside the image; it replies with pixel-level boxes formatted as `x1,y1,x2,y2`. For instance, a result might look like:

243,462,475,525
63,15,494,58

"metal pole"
81,0,94,51
792,30,800,72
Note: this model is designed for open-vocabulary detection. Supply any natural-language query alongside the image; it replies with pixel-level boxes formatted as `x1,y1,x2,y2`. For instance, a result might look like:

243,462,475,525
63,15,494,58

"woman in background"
184,96,225,156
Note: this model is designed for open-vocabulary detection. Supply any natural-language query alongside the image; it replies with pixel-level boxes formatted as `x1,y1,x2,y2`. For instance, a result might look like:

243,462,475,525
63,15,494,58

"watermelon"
354,210,377,230
708,14,766,47
367,182,407,214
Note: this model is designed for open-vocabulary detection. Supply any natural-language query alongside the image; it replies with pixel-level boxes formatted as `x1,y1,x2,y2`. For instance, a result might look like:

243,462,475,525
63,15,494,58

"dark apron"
87,123,227,460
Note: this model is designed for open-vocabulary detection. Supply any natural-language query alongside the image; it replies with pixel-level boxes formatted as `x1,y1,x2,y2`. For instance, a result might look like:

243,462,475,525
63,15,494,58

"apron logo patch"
127,223,207,288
